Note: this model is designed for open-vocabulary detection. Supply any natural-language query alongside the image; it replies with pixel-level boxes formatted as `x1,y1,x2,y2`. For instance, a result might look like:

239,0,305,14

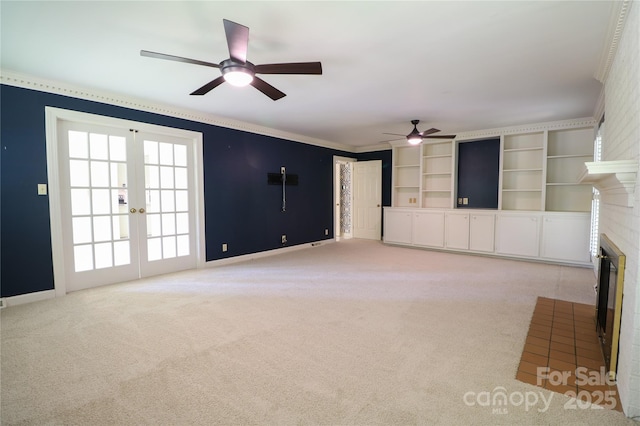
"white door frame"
333,156,356,241
45,107,206,296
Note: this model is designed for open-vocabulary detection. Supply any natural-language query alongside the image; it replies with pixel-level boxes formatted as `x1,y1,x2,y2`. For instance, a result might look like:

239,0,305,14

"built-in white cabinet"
445,212,469,250
383,207,591,266
383,208,413,244
414,211,445,247
386,119,596,266
540,214,591,263
495,213,541,258
469,213,495,252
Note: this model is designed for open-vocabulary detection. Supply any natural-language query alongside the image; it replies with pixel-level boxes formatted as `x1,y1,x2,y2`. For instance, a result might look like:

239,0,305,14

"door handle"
139,208,145,214
130,208,137,213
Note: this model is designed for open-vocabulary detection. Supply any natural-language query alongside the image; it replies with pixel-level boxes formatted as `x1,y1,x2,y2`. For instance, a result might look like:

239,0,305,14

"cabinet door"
470,213,495,252
541,214,591,263
383,209,413,244
495,214,540,257
445,213,469,249
413,211,445,247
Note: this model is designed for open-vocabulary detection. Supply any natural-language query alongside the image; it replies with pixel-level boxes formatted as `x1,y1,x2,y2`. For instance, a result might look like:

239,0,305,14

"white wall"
601,0,640,417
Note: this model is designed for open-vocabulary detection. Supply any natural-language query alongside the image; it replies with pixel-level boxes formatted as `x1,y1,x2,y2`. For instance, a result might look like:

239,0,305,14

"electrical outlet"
281,234,287,244
37,183,47,195
458,198,463,205
222,243,228,252
463,198,469,205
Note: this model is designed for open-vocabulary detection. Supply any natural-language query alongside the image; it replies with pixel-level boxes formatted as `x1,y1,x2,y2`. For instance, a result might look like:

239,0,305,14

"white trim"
45,108,67,296
44,107,206,295
205,239,334,267
579,160,638,207
595,0,631,83
1,69,353,153
454,117,598,141
1,290,56,308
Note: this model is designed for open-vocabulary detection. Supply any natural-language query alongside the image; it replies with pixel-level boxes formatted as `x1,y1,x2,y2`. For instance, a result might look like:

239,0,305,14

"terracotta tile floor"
516,297,622,411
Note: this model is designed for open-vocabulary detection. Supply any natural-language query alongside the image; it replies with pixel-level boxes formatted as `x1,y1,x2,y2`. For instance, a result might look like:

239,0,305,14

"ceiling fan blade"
250,76,286,100
382,133,406,137
254,62,323,75
424,134,456,139
419,128,440,136
190,76,226,96
140,50,220,68
223,19,249,64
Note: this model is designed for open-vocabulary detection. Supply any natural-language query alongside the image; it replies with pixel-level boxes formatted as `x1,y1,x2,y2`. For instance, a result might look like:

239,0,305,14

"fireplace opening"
595,234,625,381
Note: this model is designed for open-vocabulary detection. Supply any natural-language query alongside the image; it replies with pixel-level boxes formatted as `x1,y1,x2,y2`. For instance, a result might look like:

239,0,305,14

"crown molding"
0,69,355,153
455,117,598,141
595,0,631,83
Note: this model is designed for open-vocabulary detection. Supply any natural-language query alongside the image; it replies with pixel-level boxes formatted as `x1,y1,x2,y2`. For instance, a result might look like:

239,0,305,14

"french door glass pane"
68,129,132,273
69,160,89,186
68,131,89,158
74,245,93,271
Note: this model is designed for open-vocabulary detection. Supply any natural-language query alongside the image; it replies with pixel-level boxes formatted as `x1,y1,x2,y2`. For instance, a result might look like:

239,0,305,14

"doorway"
334,156,355,240
333,157,382,241
46,108,205,295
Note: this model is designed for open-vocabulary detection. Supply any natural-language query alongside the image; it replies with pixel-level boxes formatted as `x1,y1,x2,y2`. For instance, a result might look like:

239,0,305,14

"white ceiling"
1,1,617,149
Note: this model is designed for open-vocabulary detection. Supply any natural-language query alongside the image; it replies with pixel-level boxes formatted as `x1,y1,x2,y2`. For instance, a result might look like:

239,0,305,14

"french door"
56,118,199,292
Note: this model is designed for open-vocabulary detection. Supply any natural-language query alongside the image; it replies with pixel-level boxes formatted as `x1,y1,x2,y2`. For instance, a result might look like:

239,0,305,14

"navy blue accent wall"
1,84,371,297
456,138,500,209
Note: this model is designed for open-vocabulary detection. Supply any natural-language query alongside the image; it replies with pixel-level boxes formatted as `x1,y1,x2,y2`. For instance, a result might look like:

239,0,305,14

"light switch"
463,198,469,205
37,184,47,195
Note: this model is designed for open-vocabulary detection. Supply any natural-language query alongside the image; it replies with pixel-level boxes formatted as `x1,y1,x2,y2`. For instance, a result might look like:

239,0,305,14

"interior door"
58,121,197,292
352,160,382,240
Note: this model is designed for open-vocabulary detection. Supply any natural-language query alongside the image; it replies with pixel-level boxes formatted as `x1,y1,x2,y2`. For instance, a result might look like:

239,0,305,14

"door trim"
45,107,205,296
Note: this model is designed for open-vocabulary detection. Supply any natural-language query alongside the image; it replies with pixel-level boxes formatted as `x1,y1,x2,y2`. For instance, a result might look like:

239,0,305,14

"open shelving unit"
501,132,545,211
392,145,420,207
421,141,453,208
546,127,594,212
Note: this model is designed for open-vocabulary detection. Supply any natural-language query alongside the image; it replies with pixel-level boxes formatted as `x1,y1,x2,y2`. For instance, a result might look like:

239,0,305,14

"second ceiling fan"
141,19,322,100
383,120,456,145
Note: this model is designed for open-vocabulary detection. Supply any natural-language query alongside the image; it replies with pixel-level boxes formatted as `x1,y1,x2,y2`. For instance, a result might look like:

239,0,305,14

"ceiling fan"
141,19,322,101
383,120,456,145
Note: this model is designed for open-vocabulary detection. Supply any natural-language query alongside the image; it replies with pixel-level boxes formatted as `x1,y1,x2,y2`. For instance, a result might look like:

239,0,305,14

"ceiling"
1,1,618,149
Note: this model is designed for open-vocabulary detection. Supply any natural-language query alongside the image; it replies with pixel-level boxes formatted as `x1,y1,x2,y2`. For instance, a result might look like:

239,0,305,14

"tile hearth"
516,297,622,411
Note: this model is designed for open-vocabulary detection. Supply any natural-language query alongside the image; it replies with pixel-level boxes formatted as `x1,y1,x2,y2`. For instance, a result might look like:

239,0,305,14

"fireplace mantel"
579,160,638,207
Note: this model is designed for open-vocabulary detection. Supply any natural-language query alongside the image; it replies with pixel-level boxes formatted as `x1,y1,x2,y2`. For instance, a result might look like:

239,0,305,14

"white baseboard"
205,239,335,267
1,290,56,308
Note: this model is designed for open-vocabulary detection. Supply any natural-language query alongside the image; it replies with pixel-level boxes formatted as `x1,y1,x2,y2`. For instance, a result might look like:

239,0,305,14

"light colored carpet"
1,239,636,425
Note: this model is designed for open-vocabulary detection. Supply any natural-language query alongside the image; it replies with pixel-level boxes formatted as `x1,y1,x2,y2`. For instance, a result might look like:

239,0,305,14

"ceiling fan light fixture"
407,136,422,145
223,69,254,87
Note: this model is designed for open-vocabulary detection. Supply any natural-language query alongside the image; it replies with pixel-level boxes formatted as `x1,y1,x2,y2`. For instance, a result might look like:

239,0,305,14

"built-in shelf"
579,160,638,207
390,120,597,213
